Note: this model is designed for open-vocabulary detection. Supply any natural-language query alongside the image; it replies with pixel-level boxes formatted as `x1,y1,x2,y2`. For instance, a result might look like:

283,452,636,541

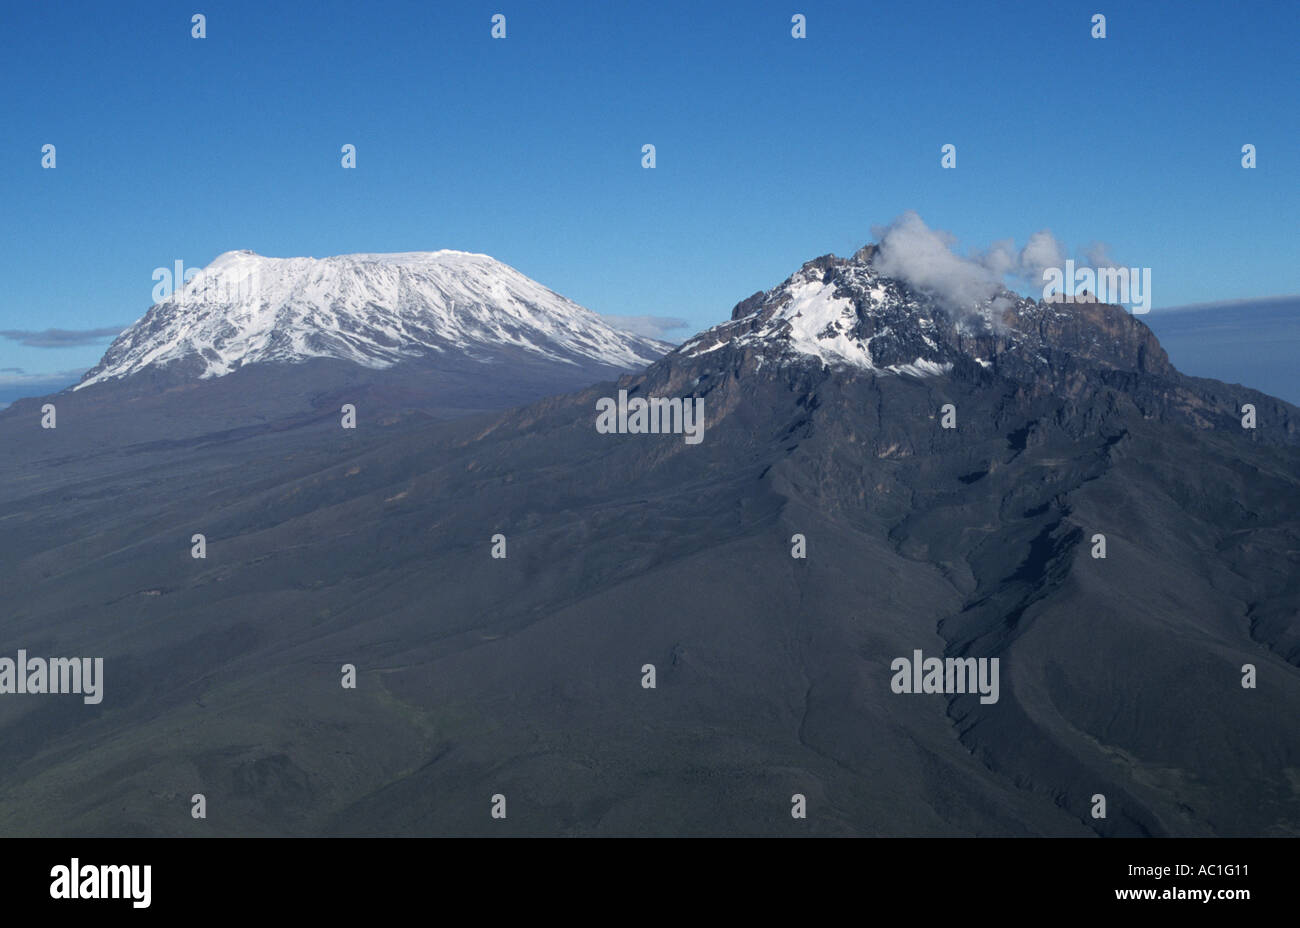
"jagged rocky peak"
851,243,879,265
681,242,1172,381
77,250,669,389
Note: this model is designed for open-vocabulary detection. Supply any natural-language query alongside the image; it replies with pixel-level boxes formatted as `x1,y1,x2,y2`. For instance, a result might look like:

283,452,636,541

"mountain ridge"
655,245,1297,450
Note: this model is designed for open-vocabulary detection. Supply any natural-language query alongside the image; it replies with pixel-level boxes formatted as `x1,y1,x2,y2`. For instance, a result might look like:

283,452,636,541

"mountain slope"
0,242,1296,837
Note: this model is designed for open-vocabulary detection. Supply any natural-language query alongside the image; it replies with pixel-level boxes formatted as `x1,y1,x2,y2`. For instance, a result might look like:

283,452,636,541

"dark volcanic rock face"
0,246,1296,837
675,248,1295,445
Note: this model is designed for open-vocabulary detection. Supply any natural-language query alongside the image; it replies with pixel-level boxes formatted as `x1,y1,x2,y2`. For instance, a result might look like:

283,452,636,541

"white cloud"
869,211,1115,314
871,211,1003,313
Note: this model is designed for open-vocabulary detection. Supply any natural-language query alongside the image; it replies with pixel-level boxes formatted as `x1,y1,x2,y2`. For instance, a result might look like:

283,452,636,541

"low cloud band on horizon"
1148,294,1300,313
0,326,126,348
0,367,86,387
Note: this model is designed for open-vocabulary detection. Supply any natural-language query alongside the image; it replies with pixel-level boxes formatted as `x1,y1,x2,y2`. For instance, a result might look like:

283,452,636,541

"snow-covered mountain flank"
78,250,667,388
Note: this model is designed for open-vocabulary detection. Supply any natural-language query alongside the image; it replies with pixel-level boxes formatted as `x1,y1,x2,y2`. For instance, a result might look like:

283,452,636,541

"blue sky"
1,0,1296,385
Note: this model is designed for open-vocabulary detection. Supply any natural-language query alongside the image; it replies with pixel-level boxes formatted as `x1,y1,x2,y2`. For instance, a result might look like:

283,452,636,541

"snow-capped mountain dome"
77,250,667,388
